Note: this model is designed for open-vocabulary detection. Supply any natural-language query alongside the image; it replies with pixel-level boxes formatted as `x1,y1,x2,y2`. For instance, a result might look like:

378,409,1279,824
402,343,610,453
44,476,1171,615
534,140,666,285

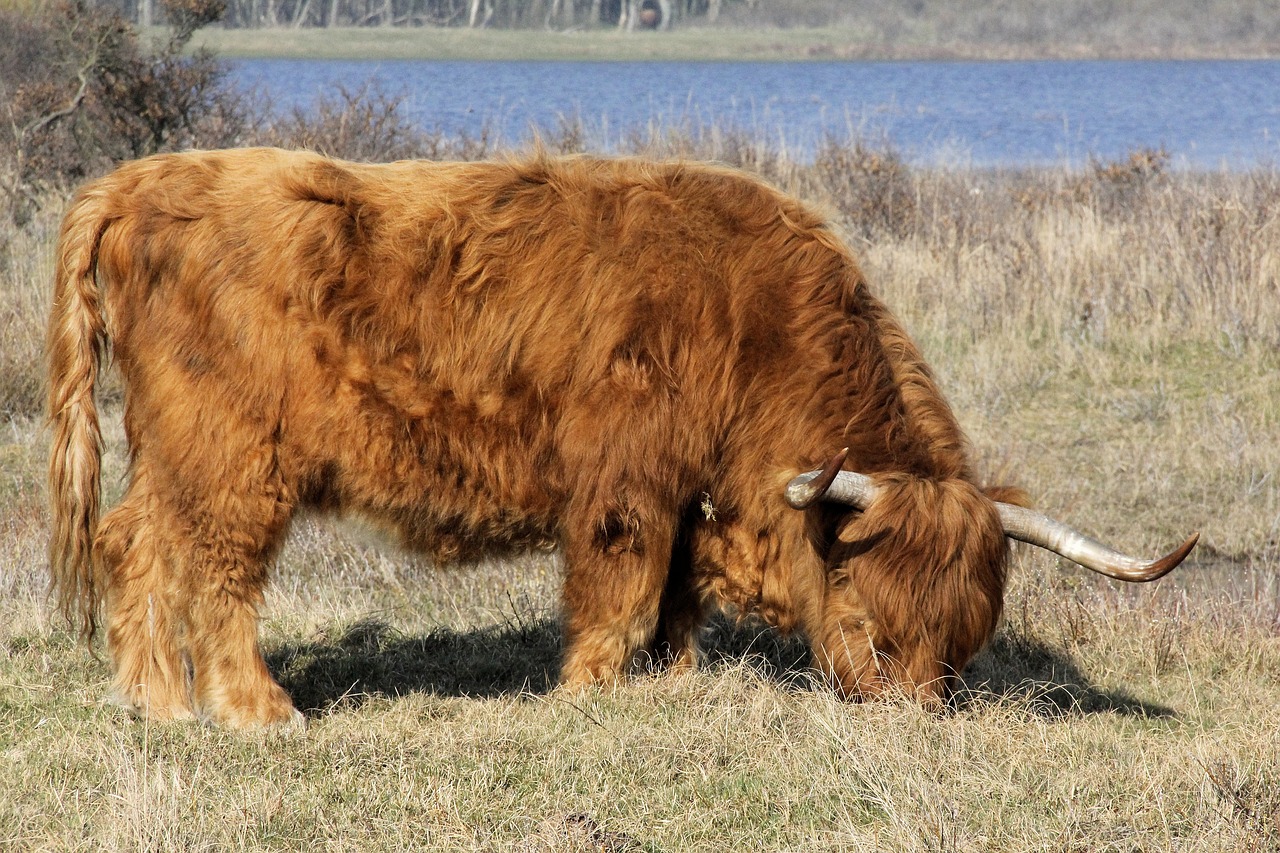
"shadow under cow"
267,616,564,714
266,616,1175,720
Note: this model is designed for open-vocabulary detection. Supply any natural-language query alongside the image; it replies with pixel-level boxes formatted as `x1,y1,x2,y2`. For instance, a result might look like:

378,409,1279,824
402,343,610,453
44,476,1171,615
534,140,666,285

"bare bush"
0,0,247,224
1074,146,1170,217
252,83,499,162
256,84,436,162
813,135,916,240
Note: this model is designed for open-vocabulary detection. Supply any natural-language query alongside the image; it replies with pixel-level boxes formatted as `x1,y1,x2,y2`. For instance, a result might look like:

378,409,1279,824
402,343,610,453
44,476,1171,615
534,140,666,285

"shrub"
1074,147,1170,217
254,83,499,163
813,135,916,240
0,0,246,224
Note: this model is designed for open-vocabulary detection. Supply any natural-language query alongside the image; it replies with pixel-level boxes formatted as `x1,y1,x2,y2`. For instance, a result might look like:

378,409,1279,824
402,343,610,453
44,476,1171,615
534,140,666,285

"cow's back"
89,149,927,559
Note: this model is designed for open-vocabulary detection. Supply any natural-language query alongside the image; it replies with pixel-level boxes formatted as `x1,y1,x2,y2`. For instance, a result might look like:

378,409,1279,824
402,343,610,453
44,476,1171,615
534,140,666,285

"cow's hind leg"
559,500,677,689
175,466,299,728
96,465,194,721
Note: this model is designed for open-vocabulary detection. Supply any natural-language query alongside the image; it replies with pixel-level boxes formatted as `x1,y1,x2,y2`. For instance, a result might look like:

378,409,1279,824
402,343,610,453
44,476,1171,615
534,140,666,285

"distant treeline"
70,0,1280,55
92,0,729,30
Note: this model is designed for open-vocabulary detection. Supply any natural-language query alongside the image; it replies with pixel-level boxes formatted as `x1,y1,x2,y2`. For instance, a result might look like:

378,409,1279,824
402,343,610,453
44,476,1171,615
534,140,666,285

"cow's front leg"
559,505,676,688
183,557,301,729
645,527,708,673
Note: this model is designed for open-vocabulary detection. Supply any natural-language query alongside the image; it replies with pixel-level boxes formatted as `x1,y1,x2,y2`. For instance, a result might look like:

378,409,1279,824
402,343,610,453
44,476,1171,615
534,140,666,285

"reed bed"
1,134,1277,849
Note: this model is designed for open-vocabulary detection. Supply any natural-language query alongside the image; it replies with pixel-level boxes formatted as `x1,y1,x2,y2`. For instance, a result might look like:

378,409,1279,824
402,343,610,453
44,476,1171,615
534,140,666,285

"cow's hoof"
105,686,197,722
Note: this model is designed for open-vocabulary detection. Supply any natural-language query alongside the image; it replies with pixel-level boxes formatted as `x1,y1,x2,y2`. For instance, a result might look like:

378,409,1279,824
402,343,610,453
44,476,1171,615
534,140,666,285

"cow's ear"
833,518,889,550
982,484,1030,508
825,564,853,589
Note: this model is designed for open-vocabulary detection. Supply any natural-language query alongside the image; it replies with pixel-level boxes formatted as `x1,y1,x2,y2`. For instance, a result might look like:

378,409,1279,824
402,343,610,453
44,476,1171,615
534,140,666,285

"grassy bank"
188,24,880,61
2,144,1278,848
191,0,1280,60
187,23,1280,62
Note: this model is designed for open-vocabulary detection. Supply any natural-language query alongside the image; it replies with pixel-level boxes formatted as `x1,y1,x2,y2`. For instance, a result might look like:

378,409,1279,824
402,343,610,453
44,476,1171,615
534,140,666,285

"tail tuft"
46,185,112,642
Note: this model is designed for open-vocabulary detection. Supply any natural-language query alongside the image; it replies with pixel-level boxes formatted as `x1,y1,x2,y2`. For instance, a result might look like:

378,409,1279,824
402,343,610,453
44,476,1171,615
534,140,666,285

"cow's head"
789,450,1199,707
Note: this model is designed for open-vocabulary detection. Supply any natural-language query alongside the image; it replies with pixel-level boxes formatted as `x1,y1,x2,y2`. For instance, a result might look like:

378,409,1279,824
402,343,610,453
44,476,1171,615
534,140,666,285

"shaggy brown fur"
48,148,1019,726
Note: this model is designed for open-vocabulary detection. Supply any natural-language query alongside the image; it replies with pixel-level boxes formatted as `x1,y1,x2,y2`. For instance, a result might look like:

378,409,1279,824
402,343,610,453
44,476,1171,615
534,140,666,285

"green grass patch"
187,24,890,62
185,17,1280,62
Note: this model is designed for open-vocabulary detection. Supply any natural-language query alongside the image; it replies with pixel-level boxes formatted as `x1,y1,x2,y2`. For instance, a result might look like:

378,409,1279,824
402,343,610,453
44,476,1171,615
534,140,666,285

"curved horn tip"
1142,531,1200,582
785,447,849,510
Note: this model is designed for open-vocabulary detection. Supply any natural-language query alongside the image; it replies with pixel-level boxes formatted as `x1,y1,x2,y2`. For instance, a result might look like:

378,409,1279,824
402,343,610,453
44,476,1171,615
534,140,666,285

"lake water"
230,59,1280,169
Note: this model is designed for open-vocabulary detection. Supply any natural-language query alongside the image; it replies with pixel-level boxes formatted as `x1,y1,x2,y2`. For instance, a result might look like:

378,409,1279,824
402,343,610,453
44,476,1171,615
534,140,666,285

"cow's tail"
46,183,114,642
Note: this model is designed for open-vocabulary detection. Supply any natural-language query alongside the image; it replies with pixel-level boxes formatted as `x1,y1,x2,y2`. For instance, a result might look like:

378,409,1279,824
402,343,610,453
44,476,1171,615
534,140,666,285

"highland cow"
47,148,1197,727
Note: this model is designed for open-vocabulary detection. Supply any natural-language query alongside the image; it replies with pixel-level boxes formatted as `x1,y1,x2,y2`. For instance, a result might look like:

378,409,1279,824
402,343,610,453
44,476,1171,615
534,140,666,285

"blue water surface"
230,58,1280,168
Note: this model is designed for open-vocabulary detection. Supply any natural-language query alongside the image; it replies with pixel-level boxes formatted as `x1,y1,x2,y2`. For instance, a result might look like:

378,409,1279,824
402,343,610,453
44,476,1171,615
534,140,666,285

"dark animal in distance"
46,148,1198,727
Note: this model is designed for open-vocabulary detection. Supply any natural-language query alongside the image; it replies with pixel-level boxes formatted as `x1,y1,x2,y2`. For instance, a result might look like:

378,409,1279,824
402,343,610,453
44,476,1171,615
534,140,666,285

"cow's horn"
994,503,1198,582
785,454,1198,582
785,448,854,509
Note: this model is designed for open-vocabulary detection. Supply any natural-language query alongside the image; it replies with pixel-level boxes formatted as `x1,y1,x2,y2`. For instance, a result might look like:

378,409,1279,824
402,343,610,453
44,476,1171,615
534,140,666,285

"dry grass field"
2,143,1278,849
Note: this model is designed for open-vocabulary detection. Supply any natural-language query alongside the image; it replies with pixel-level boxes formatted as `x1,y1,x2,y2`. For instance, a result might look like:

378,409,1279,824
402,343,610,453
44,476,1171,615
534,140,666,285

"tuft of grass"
0,203,57,419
